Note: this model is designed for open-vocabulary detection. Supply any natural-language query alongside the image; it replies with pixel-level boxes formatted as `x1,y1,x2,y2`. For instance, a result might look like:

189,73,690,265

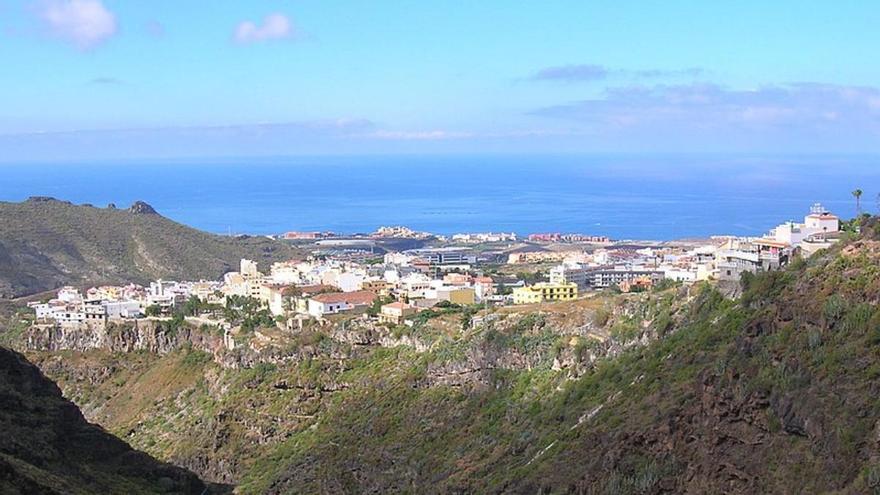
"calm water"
1,154,878,240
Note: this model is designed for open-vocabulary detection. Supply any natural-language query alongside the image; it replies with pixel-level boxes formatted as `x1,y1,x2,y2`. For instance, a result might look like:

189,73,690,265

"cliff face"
15,293,678,486
26,320,225,356
0,346,224,494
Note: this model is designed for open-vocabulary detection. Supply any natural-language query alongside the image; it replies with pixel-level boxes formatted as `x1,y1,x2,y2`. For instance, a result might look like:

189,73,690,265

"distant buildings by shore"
30,203,842,328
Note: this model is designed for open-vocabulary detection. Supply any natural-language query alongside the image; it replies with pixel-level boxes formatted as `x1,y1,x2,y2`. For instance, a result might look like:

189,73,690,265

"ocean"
1,154,877,240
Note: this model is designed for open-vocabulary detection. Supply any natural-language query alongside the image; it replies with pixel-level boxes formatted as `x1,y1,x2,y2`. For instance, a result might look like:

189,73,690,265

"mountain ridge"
0,198,301,298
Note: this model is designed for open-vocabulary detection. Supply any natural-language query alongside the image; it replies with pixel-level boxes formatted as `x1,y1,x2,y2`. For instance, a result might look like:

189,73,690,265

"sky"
1,0,879,161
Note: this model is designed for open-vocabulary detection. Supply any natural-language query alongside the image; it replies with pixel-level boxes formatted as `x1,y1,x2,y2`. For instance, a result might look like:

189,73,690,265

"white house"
766,204,839,247
307,290,377,318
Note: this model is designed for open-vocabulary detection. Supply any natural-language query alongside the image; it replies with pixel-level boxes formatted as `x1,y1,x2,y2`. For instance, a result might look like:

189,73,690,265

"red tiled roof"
312,290,377,305
382,301,411,310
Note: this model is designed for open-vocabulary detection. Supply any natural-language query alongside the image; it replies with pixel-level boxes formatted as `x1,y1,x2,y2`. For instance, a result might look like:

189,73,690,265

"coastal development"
29,203,841,332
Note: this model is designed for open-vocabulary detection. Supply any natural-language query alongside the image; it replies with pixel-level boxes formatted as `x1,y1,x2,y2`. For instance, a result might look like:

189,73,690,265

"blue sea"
1,154,877,240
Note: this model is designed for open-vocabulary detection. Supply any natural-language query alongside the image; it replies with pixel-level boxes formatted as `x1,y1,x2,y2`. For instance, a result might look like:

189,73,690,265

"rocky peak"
128,201,159,215
26,196,71,205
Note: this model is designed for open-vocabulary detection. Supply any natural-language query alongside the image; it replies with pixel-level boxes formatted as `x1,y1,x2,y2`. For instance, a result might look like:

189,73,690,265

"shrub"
840,303,874,334
823,295,847,325
592,308,610,327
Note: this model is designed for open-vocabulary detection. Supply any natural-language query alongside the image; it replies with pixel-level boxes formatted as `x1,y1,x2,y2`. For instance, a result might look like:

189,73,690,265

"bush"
823,295,847,325
592,308,610,327
840,303,874,334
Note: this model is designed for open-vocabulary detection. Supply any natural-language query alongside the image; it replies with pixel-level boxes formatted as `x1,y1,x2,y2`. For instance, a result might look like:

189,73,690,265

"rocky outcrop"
25,320,223,356
25,196,71,204
128,200,159,215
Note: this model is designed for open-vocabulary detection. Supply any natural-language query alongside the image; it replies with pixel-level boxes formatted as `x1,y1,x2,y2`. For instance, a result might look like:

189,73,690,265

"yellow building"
379,302,418,325
446,287,476,305
512,282,578,305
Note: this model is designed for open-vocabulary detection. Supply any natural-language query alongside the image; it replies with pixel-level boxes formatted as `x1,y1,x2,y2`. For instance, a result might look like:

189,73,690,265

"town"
29,203,842,331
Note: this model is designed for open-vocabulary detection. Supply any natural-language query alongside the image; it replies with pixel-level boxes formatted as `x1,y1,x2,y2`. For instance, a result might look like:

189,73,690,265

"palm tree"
852,189,863,215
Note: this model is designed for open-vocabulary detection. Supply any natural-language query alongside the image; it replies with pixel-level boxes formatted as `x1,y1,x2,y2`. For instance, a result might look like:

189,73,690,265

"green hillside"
0,346,228,494
0,197,300,298
7,214,880,493
240,220,880,494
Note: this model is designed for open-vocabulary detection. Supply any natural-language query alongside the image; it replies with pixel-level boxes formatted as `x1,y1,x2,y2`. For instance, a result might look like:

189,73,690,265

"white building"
240,259,261,279
57,287,82,303
766,204,839,248
549,263,589,289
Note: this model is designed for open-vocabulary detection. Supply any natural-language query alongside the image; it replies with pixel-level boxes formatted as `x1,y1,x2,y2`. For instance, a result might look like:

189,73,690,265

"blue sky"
1,0,879,160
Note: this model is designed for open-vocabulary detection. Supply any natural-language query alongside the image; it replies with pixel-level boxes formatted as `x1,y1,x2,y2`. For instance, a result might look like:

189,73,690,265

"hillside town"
29,204,842,330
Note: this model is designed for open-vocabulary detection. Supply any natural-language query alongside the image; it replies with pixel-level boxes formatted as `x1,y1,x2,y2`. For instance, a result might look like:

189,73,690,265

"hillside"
239,221,880,494
0,346,226,494
6,219,880,493
0,198,301,298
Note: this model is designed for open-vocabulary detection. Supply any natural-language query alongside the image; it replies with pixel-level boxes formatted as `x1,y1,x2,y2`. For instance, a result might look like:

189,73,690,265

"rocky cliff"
14,291,678,486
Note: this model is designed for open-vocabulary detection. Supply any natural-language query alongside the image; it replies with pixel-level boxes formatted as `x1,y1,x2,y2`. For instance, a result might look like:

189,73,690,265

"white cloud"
528,82,880,150
41,0,117,49
234,13,293,44
365,130,475,141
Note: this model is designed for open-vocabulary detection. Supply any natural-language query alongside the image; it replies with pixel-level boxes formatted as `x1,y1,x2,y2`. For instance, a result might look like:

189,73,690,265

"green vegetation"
231,222,880,493
11,216,880,494
144,304,162,317
178,295,224,317
0,305,34,347
365,295,395,317
223,295,275,332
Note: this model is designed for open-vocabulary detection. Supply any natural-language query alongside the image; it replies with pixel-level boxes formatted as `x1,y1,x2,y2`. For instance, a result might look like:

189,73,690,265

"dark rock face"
129,201,159,215
107,203,117,209
25,196,70,204
0,346,227,494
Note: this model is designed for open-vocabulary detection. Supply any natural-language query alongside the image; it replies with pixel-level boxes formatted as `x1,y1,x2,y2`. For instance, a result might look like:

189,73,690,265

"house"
283,231,321,240
307,290,378,318
549,263,589,289
240,259,261,279
716,237,791,281
766,203,839,247
512,282,578,305
259,283,289,316
618,276,654,293
443,273,472,286
473,276,495,302
583,269,665,289
438,287,475,305
361,279,392,296
378,302,417,325
286,284,336,314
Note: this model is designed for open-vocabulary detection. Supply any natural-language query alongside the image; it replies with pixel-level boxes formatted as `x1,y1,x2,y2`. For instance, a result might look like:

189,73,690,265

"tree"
852,189,863,215
144,305,162,317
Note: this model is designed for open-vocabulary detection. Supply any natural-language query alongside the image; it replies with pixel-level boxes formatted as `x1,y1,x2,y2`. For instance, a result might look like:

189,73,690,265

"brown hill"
0,198,300,298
